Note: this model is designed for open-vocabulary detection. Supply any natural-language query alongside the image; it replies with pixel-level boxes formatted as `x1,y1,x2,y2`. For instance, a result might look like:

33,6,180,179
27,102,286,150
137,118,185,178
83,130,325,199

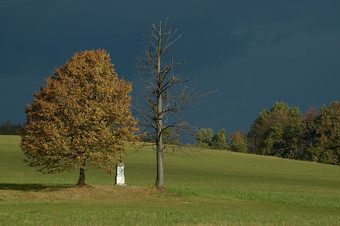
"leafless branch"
134,17,215,189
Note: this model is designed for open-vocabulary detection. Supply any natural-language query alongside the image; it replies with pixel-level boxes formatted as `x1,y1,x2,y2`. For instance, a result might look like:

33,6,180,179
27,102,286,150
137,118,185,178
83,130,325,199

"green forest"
196,101,340,166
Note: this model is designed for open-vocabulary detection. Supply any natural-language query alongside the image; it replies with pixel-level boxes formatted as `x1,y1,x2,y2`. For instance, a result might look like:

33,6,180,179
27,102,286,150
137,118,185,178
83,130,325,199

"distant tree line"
196,101,340,166
196,128,247,152
0,121,22,135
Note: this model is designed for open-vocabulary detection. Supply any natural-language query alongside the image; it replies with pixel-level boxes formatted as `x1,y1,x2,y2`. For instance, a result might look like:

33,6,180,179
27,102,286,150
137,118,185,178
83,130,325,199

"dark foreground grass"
0,135,340,225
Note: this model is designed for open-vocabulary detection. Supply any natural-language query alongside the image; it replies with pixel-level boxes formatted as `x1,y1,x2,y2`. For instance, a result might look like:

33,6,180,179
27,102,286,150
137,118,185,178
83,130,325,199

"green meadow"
0,135,339,225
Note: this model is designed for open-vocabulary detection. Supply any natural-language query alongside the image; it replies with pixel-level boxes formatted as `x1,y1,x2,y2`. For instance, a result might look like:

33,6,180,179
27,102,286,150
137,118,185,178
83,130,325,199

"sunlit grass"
0,135,339,225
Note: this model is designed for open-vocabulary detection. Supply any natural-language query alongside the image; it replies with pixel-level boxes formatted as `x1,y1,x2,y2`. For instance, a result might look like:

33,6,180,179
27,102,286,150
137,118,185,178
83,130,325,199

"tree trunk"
155,132,164,190
155,25,164,191
76,159,86,186
155,85,164,190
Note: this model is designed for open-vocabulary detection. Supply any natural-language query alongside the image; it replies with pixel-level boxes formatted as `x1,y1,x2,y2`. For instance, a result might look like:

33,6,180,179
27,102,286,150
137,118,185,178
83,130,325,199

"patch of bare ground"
2,185,164,203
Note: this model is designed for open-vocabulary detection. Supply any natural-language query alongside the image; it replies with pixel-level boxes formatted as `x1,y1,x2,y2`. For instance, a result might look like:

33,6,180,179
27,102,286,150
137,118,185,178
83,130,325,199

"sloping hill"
0,135,339,225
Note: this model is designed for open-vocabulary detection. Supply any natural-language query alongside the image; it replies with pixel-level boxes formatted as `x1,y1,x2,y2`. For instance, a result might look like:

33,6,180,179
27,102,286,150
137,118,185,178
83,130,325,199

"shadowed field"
0,135,339,225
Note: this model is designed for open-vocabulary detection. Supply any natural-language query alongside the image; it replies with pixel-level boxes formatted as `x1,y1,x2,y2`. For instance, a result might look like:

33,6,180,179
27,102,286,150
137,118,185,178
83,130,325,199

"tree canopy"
312,101,340,164
21,49,140,186
247,101,304,158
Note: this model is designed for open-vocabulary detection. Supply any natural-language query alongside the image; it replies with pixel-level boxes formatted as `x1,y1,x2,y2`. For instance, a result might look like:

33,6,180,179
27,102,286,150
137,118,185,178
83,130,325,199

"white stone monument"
115,162,125,186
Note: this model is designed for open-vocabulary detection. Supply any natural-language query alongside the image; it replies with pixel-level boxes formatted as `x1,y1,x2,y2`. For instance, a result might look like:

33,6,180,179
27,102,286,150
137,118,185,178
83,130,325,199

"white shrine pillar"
115,159,126,186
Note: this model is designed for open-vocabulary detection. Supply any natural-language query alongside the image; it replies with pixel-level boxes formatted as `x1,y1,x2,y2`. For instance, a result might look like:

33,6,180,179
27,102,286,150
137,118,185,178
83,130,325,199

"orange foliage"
21,49,141,175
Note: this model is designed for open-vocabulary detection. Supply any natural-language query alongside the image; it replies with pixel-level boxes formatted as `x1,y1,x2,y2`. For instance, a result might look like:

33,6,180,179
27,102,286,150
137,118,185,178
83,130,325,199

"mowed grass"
0,135,340,225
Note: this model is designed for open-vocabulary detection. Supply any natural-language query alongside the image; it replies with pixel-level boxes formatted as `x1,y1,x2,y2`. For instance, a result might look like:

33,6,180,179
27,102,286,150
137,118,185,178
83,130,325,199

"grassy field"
0,135,340,225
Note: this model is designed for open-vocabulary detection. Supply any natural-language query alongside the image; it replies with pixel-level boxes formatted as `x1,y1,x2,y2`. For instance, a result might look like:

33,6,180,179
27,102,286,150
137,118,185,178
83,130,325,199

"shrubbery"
196,128,247,152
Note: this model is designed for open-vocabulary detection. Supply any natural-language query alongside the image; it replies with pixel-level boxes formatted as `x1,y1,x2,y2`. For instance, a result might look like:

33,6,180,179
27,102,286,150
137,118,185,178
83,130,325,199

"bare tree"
136,17,208,190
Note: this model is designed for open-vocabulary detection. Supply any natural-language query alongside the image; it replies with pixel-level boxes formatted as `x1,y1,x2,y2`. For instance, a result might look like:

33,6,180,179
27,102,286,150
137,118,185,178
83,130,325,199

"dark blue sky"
1,0,340,133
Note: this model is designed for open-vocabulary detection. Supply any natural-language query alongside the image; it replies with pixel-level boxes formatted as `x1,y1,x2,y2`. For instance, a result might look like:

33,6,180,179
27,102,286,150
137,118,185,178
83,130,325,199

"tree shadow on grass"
0,183,74,192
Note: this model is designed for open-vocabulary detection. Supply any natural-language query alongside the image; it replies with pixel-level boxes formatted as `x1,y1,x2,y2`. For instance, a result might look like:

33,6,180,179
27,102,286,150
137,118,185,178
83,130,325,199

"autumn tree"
21,49,140,186
228,130,248,153
137,17,206,190
295,102,340,165
313,101,340,165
